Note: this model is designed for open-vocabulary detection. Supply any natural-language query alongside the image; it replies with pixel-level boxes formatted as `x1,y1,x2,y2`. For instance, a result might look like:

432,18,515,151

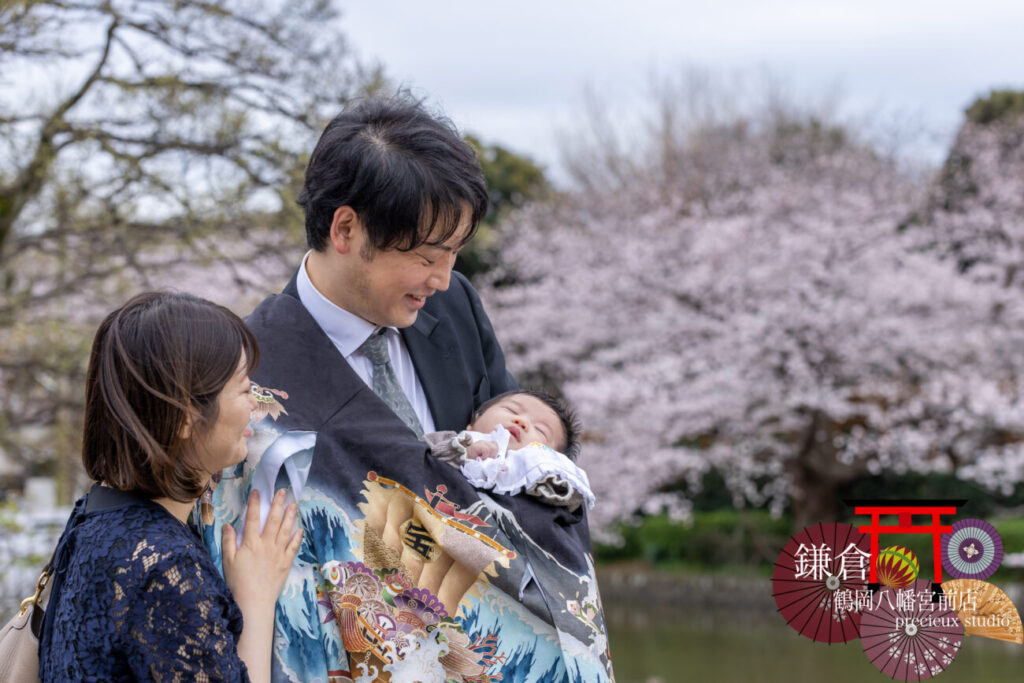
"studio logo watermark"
771,500,1022,680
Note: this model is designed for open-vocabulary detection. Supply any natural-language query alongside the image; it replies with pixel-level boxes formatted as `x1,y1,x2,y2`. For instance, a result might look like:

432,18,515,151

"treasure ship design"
318,471,516,681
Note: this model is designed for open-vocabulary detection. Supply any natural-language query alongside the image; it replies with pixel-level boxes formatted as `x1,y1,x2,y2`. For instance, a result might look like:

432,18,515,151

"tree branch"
0,14,119,255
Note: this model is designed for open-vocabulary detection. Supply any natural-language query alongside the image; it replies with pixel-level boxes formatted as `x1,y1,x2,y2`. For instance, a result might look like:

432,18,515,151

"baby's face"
470,394,566,452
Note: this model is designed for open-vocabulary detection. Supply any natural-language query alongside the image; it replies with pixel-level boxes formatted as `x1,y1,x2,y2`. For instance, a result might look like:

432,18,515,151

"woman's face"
194,350,257,474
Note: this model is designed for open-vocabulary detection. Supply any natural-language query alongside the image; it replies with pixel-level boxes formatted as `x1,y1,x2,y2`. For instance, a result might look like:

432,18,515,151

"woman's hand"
221,489,302,683
223,489,302,605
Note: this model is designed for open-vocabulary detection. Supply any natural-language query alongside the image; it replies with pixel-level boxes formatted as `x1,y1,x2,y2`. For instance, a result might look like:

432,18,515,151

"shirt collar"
296,251,390,358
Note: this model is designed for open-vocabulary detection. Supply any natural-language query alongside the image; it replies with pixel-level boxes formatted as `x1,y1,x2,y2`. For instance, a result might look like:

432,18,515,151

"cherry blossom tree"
908,91,1024,287
484,90,1024,531
0,0,381,495
901,91,1024,499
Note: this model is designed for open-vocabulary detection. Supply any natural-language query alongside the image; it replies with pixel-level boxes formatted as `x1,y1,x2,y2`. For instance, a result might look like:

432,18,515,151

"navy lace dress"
39,486,249,682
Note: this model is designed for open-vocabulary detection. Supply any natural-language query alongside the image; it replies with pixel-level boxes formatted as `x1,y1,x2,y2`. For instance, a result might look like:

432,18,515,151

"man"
204,96,613,682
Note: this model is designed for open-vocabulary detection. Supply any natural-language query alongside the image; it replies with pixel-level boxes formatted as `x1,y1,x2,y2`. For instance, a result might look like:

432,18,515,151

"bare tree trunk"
790,458,842,530
788,410,868,531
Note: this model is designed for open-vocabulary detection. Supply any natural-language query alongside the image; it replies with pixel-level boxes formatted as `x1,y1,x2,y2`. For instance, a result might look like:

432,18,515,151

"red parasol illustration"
773,522,872,643
861,579,963,680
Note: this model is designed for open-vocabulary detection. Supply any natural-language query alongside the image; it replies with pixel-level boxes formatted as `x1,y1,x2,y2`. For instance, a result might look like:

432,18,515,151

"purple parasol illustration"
940,518,1003,581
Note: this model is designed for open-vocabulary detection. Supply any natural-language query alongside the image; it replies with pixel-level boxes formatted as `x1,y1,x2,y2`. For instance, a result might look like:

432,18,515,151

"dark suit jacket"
224,268,611,681
281,268,517,429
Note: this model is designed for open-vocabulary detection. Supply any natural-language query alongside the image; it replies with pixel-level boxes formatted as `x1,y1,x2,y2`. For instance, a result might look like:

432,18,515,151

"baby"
424,390,594,511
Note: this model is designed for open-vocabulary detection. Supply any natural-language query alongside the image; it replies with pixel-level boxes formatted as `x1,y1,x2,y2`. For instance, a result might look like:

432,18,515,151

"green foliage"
655,468,738,512
465,134,549,221
965,89,1024,125
993,517,1024,561
838,470,1024,520
685,469,736,511
769,116,848,166
0,501,21,533
599,469,1024,580
596,509,791,570
458,135,549,280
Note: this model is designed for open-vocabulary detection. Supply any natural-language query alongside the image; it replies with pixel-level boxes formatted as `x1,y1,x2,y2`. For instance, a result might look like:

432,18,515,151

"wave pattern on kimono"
201,294,614,683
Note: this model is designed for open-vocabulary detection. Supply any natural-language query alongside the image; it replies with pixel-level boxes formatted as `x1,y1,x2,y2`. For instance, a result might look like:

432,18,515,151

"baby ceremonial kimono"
201,294,615,683
424,425,596,512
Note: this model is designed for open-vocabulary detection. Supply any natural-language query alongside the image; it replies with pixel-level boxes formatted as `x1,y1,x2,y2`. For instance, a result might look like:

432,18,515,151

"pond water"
4,519,1022,682
604,592,1024,683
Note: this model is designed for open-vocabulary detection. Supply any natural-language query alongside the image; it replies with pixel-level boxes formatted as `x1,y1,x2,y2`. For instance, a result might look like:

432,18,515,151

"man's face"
342,213,471,328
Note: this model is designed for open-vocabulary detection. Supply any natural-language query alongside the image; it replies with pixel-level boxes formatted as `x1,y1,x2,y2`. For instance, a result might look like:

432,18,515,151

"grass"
595,508,1024,582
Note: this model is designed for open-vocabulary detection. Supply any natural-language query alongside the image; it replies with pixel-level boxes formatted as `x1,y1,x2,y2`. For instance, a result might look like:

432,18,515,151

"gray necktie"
357,329,424,437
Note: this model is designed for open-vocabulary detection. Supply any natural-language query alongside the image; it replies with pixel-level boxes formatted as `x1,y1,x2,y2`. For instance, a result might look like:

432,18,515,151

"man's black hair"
472,389,582,461
298,93,489,252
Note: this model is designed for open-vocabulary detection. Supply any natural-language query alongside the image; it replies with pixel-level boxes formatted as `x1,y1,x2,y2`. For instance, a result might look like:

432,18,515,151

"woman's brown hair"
82,291,259,502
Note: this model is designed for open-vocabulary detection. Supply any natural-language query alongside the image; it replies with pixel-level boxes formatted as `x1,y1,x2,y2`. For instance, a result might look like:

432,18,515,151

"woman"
39,292,302,682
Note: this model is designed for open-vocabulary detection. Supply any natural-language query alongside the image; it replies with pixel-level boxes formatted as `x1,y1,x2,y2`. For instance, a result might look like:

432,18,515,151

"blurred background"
2,1,1024,680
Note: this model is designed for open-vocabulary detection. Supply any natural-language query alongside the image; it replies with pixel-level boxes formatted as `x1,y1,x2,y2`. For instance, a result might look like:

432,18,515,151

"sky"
340,0,1024,182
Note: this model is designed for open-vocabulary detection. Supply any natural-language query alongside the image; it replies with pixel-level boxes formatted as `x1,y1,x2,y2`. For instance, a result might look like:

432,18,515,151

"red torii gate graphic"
846,499,965,598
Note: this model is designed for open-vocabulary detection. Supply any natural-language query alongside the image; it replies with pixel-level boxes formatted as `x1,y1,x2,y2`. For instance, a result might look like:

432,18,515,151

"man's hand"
466,441,500,460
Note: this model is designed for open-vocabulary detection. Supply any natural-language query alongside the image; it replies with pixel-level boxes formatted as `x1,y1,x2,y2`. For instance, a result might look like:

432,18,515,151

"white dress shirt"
295,251,437,433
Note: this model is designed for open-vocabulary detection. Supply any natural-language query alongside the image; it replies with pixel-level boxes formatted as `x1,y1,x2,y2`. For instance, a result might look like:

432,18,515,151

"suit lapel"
401,310,473,431
282,265,473,430
246,293,367,430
